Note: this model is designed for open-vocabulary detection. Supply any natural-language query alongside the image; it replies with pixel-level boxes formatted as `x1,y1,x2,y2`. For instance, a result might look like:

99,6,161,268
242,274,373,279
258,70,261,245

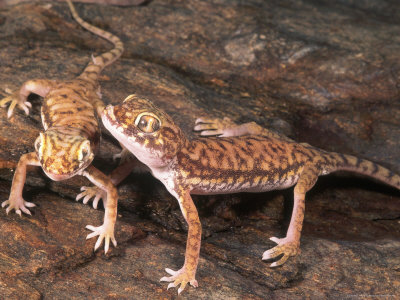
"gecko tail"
66,0,124,80
327,153,400,191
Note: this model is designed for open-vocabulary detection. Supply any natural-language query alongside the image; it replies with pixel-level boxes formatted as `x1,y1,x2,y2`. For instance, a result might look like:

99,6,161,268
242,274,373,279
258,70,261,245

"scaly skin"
0,0,124,253
101,94,400,294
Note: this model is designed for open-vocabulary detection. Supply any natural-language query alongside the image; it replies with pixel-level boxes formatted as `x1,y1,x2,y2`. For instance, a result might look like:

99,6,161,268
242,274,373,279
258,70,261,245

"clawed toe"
194,117,236,137
76,186,106,209
262,236,300,267
160,266,197,294
1,93,31,118
2,198,36,216
199,130,223,136
86,224,117,253
193,123,216,131
193,120,223,136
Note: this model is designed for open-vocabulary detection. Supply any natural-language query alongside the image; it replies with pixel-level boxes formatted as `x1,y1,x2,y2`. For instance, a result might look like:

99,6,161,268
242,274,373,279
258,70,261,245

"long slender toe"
94,236,103,251
165,268,177,275
85,225,96,231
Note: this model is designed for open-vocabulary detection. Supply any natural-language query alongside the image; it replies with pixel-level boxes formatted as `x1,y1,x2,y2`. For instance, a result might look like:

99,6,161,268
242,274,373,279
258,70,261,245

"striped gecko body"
101,94,400,294
0,0,123,253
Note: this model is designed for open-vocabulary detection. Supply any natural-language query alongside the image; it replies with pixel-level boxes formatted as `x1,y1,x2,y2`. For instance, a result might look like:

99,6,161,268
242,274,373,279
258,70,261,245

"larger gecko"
101,94,400,294
0,0,123,252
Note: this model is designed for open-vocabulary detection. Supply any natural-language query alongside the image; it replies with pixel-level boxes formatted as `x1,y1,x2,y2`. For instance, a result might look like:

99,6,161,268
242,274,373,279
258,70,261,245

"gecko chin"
43,171,77,181
41,161,91,181
40,156,93,181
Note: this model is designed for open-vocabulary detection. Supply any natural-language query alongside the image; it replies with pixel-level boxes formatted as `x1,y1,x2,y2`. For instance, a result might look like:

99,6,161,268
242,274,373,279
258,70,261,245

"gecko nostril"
103,105,115,119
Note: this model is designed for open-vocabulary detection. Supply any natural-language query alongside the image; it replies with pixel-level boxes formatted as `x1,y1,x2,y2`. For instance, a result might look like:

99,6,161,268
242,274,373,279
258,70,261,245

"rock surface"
0,0,399,299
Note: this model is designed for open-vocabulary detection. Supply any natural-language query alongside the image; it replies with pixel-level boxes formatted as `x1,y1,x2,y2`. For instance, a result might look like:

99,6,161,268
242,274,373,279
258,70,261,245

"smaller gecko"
0,0,123,252
101,94,400,294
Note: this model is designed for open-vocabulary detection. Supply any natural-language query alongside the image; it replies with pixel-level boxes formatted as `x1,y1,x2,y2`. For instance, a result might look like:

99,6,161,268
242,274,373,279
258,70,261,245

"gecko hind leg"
160,267,199,295
160,190,201,294
262,164,319,267
112,147,134,165
194,117,236,136
195,116,293,141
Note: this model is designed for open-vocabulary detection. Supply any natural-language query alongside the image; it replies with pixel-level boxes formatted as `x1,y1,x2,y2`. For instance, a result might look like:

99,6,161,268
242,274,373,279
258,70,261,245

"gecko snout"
103,104,115,121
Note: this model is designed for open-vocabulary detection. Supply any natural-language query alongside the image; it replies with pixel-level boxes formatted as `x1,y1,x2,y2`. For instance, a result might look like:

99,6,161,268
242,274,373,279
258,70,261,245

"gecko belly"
188,174,300,195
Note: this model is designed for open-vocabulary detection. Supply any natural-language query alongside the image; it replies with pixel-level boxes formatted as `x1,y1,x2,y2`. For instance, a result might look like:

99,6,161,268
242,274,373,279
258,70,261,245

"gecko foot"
262,236,300,267
160,266,198,294
86,223,117,254
0,91,31,118
194,117,236,137
112,148,133,164
1,197,36,216
76,186,106,209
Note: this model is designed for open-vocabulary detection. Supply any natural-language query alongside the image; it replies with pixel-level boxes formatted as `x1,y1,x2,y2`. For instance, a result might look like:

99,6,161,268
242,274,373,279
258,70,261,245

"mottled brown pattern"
101,95,400,294
0,0,124,253
179,137,312,194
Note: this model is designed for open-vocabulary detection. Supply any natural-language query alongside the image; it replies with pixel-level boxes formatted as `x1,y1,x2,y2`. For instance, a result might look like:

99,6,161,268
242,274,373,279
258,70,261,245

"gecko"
99,94,400,294
0,0,124,253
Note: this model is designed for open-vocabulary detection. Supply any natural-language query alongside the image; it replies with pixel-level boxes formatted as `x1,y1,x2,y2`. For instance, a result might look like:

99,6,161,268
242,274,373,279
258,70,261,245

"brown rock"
0,0,399,298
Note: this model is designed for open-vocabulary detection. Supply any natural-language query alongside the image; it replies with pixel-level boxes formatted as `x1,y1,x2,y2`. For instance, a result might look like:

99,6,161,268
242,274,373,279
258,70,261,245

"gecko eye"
135,113,161,133
78,141,91,162
34,134,43,152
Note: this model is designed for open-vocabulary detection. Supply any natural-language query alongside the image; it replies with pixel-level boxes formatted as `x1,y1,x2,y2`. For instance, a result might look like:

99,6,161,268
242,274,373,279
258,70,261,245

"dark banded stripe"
67,0,124,82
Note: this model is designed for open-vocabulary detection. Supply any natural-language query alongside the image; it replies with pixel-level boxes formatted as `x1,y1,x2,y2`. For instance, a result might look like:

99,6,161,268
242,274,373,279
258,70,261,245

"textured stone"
0,0,399,298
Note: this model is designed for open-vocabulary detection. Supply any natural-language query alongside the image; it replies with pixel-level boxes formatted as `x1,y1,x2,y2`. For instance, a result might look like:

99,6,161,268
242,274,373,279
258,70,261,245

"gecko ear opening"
135,112,161,133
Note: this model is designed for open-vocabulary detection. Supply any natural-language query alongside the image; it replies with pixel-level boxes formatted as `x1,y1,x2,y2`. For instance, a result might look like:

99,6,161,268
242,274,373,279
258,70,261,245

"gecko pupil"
137,115,160,133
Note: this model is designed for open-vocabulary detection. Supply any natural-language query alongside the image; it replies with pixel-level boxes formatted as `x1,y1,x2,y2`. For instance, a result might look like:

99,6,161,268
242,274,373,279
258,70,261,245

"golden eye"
135,114,161,133
81,148,88,158
34,135,42,152
78,141,91,162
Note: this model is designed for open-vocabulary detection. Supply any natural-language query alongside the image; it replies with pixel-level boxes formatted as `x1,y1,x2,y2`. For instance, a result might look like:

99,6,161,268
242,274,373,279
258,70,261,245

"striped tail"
327,152,400,190
66,0,124,81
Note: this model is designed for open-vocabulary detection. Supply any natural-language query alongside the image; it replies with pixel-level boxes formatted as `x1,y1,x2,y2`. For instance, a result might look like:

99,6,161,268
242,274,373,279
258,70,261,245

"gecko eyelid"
123,94,136,103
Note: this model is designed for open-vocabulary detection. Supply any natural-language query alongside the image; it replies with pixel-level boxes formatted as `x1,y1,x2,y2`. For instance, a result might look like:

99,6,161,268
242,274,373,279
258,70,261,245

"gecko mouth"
42,169,78,181
102,105,128,143
102,105,117,128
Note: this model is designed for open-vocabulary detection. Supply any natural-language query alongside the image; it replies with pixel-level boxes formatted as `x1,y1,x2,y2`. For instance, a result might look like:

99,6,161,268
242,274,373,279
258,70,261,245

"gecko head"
34,129,95,181
102,94,186,168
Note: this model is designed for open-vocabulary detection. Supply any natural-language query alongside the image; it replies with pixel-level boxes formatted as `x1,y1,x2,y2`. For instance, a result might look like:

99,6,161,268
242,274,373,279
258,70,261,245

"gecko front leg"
82,165,118,253
262,164,319,266
1,79,58,118
1,152,41,216
160,189,201,294
76,157,141,209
